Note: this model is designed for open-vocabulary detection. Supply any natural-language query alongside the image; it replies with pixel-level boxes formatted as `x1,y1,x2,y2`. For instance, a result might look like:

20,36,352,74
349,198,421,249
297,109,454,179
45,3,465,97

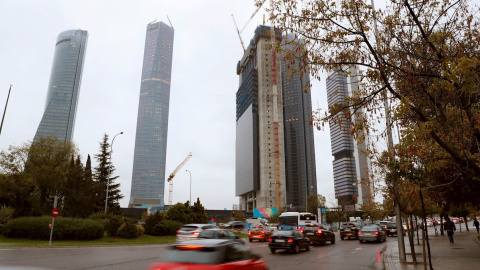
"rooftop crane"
231,0,266,52
167,152,192,206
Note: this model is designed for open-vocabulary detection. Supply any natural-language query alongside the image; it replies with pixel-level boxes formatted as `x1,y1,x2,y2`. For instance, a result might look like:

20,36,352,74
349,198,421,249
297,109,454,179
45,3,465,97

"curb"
380,243,388,270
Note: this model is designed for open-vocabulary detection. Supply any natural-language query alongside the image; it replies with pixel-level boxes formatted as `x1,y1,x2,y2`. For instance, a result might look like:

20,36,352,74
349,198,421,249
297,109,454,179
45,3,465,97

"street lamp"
105,131,123,214
185,169,192,206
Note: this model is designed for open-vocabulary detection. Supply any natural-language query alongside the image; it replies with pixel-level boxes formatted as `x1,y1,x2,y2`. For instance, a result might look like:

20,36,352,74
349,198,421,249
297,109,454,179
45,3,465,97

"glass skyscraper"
34,29,88,142
281,34,317,211
129,21,174,208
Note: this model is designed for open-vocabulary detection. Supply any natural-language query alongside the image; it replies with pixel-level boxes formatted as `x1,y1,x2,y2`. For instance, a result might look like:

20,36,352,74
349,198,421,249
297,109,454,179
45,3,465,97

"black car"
383,223,401,236
358,225,387,243
268,230,310,254
301,224,336,246
340,222,360,240
198,228,241,240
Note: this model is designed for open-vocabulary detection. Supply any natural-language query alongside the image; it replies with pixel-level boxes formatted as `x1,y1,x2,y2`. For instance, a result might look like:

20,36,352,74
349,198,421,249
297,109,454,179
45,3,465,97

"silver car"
176,224,217,242
358,225,387,243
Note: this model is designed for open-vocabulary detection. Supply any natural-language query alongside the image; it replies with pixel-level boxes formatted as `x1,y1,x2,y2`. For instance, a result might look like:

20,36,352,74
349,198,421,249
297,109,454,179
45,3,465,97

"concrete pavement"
382,221,480,269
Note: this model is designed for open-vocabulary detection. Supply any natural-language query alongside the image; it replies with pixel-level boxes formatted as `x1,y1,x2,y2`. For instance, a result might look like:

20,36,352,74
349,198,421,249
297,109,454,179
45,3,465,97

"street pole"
49,195,58,245
0,84,13,136
186,169,192,206
105,132,123,214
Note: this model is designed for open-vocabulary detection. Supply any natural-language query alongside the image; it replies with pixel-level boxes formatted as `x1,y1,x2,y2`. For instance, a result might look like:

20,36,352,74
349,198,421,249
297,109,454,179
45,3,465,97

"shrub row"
2,216,104,240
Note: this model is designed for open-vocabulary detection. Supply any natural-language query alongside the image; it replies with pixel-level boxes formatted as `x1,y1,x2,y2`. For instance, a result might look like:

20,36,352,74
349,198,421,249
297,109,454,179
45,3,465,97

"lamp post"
186,169,192,206
0,84,13,136
105,131,123,214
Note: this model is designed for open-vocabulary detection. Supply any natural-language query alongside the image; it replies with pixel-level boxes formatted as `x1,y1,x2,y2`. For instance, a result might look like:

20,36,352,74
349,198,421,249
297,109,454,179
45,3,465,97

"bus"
278,212,317,229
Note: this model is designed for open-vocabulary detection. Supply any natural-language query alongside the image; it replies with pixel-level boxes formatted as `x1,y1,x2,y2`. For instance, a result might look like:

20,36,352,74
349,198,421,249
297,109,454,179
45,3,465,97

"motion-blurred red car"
149,239,268,270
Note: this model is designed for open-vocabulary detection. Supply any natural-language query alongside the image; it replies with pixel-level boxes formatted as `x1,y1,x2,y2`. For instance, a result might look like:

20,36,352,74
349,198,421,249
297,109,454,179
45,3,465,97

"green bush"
2,216,103,240
137,224,145,236
0,205,15,233
117,222,139,239
147,220,183,236
143,211,164,235
105,216,124,236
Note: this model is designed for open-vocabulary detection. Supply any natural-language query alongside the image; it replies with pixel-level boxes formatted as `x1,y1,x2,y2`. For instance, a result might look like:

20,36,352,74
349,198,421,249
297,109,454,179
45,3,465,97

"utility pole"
0,84,13,136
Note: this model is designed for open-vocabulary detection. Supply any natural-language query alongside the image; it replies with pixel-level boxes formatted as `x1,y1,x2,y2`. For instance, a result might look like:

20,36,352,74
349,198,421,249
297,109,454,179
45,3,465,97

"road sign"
52,208,59,218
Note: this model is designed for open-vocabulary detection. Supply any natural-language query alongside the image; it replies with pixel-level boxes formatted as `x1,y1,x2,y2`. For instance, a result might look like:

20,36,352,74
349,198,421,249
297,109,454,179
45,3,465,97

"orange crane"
167,152,192,206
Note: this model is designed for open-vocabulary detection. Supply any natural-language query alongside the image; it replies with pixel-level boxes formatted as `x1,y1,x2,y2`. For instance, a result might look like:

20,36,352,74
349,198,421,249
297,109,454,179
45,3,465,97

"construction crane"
167,152,192,206
231,0,266,52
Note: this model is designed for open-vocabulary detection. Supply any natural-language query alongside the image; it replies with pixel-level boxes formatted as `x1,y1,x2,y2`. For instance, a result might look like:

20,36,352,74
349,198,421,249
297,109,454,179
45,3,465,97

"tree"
93,134,123,214
265,0,480,181
164,202,193,224
190,198,208,223
307,194,319,214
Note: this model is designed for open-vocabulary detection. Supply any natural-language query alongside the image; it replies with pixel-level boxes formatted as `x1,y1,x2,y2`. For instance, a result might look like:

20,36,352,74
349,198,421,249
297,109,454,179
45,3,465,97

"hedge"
2,216,104,240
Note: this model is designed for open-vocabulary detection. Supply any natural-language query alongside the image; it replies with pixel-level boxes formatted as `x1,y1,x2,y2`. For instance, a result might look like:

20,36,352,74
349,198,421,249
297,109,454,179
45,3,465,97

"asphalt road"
0,231,393,269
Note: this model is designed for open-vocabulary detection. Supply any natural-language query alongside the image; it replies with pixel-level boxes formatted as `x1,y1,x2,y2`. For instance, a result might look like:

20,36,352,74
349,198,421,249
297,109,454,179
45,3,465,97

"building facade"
326,68,371,209
236,25,287,212
34,29,88,142
129,21,174,208
281,34,317,211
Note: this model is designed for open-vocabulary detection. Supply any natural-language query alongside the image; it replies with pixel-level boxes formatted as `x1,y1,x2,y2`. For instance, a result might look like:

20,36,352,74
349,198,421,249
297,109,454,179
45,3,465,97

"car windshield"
165,248,221,264
303,226,318,232
250,227,263,231
272,231,294,237
361,226,378,231
179,226,199,232
386,224,397,228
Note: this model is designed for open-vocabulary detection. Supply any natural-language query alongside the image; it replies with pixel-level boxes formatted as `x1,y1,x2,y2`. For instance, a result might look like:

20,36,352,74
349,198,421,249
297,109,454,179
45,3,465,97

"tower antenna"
167,16,173,28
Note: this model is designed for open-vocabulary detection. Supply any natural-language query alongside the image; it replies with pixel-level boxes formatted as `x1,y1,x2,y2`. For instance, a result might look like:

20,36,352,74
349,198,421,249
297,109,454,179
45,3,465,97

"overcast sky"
0,0,409,210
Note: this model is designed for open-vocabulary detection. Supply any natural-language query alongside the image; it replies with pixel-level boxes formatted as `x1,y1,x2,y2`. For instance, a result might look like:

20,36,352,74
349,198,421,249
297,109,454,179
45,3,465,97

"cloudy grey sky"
0,0,346,210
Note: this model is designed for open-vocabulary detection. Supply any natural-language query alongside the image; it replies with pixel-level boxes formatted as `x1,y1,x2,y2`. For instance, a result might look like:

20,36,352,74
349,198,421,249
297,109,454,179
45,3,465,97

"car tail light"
317,229,323,234
176,245,205,250
288,238,293,243
176,231,181,234
268,238,272,242
358,232,363,235
373,232,379,235
190,231,200,235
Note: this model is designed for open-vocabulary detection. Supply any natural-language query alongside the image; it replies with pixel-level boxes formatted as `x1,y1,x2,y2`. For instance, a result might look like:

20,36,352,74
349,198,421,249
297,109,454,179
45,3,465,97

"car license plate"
306,233,313,236
275,239,285,243
345,229,351,231
390,229,395,232
364,233,371,236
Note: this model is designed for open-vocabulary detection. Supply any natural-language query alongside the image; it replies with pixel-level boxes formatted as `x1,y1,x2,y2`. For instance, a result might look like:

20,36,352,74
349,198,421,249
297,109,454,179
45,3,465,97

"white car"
176,224,217,242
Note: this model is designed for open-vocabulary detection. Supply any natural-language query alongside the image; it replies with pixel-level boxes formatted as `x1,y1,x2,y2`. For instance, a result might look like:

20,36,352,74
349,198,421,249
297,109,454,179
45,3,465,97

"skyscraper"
236,25,287,212
129,21,174,208
326,68,371,210
281,34,317,211
34,29,88,142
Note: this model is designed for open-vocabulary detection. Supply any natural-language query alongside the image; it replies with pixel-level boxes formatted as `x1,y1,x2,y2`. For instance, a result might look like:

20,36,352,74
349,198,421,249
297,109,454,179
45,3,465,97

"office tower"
34,30,88,142
281,34,317,211
236,25,287,212
326,68,371,210
129,21,174,208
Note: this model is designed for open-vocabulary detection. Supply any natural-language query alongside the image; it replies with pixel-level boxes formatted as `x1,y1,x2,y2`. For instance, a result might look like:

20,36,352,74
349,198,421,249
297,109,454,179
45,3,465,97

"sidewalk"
383,222,480,270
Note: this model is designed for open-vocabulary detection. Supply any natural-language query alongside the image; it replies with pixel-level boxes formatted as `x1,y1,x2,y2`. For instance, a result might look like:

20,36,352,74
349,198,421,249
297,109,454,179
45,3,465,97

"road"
0,231,393,270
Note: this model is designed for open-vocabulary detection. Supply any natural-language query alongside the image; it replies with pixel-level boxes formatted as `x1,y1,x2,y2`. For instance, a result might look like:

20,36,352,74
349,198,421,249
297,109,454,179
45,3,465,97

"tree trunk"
464,216,469,231
440,216,444,236
408,214,417,264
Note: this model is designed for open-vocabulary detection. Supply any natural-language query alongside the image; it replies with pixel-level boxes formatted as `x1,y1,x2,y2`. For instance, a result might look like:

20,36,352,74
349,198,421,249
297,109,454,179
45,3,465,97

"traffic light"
232,211,235,217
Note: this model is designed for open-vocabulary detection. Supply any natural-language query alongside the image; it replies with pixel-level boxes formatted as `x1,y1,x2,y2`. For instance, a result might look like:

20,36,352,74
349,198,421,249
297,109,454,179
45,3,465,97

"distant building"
235,25,287,212
34,29,88,142
326,68,372,209
281,34,317,211
129,21,174,208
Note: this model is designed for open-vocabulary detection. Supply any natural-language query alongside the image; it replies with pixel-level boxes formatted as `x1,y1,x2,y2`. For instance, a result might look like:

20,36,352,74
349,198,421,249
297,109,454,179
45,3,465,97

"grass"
0,234,177,247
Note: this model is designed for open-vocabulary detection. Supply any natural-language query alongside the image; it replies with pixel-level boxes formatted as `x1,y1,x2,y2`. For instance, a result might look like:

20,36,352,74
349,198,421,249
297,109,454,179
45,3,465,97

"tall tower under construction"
129,21,174,208
235,25,287,213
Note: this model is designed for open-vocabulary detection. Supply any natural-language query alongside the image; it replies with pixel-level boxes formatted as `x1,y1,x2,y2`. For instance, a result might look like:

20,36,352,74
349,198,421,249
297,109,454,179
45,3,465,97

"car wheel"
294,244,300,254
331,236,336,244
270,248,275,254
249,238,252,242
359,240,364,243
306,242,310,251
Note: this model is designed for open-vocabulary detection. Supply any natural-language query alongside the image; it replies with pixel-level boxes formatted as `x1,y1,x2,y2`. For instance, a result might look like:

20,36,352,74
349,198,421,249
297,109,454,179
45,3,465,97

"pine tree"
93,133,124,214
